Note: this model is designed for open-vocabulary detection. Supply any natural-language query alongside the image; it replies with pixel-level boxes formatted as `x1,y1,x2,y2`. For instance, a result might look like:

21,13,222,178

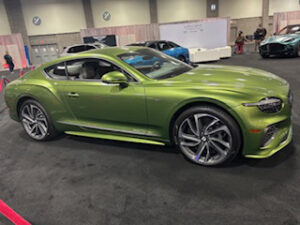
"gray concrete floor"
0,54,299,225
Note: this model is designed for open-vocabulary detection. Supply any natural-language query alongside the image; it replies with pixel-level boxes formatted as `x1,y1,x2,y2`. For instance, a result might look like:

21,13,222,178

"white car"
60,43,107,57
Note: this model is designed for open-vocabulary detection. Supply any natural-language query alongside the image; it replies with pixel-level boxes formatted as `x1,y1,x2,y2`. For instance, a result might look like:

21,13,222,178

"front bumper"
233,94,292,158
245,124,292,158
259,43,295,56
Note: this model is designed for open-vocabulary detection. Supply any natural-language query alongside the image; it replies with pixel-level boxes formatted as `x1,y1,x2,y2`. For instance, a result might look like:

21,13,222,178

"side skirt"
65,131,166,146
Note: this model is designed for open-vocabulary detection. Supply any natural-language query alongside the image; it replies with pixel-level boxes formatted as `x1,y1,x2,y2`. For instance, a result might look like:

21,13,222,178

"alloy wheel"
21,104,48,140
178,113,233,166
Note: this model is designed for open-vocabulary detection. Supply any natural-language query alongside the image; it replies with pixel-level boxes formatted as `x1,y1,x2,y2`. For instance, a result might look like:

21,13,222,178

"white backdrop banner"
159,18,229,49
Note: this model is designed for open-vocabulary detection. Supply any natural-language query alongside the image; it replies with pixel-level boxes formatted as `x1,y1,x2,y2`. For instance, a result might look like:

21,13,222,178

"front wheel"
260,52,269,58
296,43,300,57
20,99,58,141
173,106,242,166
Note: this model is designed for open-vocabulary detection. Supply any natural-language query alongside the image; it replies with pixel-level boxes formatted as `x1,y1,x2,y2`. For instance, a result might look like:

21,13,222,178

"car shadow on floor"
261,55,299,60
60,133,297,169
17,123,298,169
66,134,179,154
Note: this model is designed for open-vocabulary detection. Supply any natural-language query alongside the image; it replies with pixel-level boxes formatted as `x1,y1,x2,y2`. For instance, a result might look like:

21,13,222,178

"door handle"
67,92,79,98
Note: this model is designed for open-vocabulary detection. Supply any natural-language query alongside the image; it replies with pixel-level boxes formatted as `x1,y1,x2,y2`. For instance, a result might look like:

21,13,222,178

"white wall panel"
0,0,11,35
91,0,151,28
269,0,300,15
157,0,206,23
160,18,229,48
21,0,87,35
219,0,262,19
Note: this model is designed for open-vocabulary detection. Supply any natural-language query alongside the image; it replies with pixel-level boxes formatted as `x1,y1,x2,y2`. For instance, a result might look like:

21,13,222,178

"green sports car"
4,47,293,166
260,24,300,58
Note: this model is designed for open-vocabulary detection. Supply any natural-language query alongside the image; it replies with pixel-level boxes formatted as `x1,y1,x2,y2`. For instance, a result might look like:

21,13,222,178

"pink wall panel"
0,33,27,70
80,24,160,46
273,10,300,33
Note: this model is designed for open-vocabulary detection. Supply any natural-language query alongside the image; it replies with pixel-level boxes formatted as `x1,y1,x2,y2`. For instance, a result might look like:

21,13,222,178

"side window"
68,45,86,53
67,47,74,53
44,62,67,80
290,26,300,33
85,45,96,51
158,42,170,51
168,42,180,48
65,58,135,82
147,43,157,49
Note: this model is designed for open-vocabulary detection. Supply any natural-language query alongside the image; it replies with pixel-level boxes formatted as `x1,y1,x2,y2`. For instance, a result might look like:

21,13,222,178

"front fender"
166,96,246,137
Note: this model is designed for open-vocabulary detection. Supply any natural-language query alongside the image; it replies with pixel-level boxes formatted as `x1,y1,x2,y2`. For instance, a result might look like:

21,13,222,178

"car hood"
262,34,300,44
166,65,289,98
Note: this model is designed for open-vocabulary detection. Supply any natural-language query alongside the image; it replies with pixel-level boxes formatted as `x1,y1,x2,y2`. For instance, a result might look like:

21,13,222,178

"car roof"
66,43,97,48
128,40,170,45
43,46,148,68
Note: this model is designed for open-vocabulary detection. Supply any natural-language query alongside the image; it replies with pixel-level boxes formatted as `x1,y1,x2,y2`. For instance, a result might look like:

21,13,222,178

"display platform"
189,46,232,63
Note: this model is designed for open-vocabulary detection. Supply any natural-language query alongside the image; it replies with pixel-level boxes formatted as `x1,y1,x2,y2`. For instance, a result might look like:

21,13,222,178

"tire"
172,105,242,166
296,43,300,57
178,55,186,63
19,99,58,141
261,53,269,58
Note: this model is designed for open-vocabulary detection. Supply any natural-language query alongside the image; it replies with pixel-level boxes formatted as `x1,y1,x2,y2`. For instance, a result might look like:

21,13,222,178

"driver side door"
60,57,149,136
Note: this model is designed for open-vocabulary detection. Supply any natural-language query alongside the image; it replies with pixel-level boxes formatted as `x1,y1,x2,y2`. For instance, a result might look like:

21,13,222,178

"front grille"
269,43,285,52
262,43,286,53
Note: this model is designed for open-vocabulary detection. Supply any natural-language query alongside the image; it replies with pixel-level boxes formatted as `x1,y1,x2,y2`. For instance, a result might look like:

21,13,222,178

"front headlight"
284,38,295,43
243,97,283,113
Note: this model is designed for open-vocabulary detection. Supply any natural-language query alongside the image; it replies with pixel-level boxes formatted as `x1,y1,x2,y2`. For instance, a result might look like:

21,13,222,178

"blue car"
127,40,190,63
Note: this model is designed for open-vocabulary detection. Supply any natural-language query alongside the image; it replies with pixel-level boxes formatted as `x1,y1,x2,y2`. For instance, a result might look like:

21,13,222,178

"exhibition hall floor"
0,54,299,225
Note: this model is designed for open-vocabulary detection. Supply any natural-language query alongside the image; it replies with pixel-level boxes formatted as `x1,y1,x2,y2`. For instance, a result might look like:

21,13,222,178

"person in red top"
235,31,247,54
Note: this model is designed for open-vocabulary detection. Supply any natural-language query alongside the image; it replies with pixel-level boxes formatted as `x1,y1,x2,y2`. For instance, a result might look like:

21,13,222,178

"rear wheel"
173,106,241,166
20,99,58,141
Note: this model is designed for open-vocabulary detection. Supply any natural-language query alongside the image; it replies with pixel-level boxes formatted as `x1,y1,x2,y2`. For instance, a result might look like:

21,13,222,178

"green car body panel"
4,47,292,158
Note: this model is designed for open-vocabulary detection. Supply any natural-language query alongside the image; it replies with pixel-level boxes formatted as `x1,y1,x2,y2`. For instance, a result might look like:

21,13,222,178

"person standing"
254,24,267,52
235,31,247,54
4,51,15,74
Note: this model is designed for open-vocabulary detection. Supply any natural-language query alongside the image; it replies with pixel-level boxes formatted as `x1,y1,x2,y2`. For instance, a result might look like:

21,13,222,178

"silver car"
60,43,107,57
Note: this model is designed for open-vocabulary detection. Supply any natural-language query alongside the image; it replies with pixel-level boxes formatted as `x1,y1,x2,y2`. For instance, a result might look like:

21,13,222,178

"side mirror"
102,71,128,86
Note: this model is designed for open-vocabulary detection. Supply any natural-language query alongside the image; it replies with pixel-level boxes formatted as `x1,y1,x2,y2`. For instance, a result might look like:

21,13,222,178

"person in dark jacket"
254,24,267,52
4,51,15,73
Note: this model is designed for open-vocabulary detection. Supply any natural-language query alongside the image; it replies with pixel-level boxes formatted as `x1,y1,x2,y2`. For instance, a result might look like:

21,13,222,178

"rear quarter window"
44,62,67,80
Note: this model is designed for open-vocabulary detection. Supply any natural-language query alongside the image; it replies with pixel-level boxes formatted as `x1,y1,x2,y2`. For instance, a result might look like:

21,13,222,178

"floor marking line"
0,200,31,225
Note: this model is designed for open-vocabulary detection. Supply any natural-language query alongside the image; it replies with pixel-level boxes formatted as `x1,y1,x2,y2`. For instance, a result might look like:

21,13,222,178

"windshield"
279,25,300,35
127,43,146,47
118,48,192,80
